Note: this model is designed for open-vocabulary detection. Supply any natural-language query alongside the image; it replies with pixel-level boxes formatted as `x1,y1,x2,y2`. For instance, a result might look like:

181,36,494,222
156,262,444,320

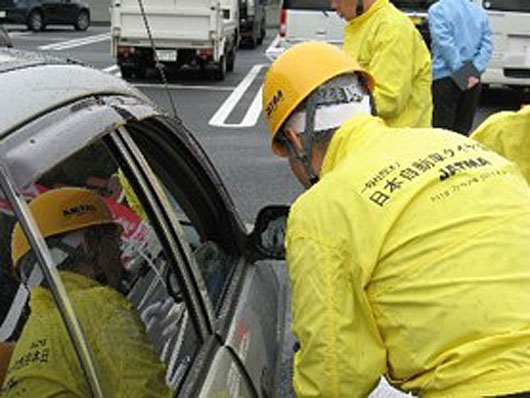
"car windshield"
282,0,334,11
389,0,437,10
483,0,530,12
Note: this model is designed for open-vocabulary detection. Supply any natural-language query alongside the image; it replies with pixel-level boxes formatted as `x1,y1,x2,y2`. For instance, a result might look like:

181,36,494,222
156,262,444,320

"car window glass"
126,122,236,312
0,140,200,396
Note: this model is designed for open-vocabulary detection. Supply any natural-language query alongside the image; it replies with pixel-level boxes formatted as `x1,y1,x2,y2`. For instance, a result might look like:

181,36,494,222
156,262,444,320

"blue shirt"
428,0,492,81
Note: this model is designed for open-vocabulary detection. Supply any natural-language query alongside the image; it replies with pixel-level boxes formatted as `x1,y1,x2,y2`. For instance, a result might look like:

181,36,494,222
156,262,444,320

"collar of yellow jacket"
346,0,389,27
30,271,104,306
320,115,386,177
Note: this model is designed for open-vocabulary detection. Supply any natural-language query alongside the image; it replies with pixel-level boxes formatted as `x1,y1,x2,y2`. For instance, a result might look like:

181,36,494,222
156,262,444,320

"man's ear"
284,127,304,153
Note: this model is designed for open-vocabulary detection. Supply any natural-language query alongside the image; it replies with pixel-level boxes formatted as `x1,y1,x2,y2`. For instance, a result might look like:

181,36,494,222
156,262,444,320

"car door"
40,0,62,23
0,94,285,397
60,0,79,23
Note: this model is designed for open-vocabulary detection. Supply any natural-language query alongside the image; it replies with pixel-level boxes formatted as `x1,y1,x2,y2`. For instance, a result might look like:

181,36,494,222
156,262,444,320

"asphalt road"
5,24,528,398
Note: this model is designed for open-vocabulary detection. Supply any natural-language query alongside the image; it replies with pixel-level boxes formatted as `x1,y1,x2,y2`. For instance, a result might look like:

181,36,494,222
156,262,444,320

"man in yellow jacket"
262,42,530,397
331,0,433,128
470,106,530,184
2,188,171,398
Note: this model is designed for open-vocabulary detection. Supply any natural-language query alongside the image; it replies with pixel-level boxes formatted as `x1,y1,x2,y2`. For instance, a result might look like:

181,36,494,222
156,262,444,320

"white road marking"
39,33,110,51
7,31,32,38
266,34,281,55
209,64,266,128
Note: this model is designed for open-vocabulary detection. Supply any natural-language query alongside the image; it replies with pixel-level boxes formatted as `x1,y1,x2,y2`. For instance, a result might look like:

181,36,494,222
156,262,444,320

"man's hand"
467,76,480,89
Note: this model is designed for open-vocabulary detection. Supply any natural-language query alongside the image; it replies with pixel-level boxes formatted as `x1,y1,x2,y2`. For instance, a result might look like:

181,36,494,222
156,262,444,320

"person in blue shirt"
428,0,492,135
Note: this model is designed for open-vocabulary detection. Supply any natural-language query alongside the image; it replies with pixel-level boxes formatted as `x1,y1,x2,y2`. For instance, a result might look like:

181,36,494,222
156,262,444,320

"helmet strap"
300,92,320,186
356,0,365,16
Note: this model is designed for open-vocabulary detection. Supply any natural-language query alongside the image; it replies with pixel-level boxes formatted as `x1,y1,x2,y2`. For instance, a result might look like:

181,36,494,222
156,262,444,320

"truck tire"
257,20,266,45
28,10,44,32
247,35,257,49
214,55,227,81
227,47,235,72
120,66,146,80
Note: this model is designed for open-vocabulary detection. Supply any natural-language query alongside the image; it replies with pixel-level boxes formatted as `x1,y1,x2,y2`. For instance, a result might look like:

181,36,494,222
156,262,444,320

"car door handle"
316,29,327,35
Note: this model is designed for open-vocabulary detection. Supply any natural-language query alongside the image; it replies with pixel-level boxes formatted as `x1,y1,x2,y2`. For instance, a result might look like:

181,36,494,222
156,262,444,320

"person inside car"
330,0,433,128
262,41,530,397
2,187,171,398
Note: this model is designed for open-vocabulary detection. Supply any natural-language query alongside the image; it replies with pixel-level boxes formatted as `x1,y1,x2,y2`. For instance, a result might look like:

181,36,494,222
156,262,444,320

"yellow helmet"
262,41,374,156
11,187,116,269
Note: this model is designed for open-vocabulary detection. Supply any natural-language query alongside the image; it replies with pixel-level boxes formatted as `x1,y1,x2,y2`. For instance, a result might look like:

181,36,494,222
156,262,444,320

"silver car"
0,49,288,397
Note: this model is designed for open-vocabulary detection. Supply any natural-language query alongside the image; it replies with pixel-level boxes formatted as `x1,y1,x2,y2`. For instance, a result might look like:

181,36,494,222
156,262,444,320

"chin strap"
298,92,320,186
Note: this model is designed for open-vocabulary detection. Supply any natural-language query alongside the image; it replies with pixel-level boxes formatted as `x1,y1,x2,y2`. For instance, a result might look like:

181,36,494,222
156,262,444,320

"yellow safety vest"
1,272,170,398
471,106,530,185
344,0,433,128
287,115,530,397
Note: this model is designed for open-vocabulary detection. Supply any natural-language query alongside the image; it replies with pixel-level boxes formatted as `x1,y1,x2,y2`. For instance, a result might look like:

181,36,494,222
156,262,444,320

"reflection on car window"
126,123,235,311
0,140,200,396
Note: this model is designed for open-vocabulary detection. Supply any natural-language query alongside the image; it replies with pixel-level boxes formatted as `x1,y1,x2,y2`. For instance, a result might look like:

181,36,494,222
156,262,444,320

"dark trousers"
432,77,482,136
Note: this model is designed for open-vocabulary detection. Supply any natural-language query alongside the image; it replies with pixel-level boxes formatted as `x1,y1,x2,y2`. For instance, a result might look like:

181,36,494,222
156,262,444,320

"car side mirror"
249,205,289,261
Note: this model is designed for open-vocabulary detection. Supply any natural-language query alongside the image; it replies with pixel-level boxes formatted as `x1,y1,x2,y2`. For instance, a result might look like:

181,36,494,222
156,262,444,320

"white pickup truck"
110,0,239,80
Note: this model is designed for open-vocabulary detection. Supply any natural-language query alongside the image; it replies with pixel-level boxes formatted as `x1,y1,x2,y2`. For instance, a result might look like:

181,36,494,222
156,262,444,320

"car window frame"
109,126,216,338
120,117,249,310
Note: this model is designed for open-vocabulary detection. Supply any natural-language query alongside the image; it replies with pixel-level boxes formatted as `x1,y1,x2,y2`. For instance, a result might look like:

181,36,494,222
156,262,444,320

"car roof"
0,49,149,138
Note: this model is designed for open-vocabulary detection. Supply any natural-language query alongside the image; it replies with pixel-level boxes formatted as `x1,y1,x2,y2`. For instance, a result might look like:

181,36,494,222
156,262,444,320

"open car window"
0,138,201,396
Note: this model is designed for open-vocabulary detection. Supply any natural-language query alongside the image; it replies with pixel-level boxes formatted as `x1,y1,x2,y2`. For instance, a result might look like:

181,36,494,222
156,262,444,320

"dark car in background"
0,0,90,32
239,0,267,48
0,25,11,47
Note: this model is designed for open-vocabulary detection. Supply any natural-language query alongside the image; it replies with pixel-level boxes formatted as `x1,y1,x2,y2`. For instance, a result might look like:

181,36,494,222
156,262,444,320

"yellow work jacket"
1,272,170,398
471,106,530,185
344,0,433,128
286,115,530,397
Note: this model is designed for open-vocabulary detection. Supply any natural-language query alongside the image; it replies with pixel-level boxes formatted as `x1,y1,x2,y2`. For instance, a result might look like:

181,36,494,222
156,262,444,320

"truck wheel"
227,48,235,72
247,35,257,49
120,66,146,80
214,55,227,81
74,11,90,31
28,10,44,32
120,66,134,79
258,21,266,45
